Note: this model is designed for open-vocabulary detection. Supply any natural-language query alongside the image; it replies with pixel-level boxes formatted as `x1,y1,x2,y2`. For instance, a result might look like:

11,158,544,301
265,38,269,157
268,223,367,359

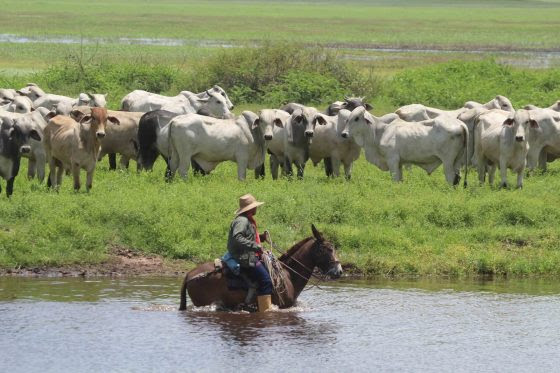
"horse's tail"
179,275,188,311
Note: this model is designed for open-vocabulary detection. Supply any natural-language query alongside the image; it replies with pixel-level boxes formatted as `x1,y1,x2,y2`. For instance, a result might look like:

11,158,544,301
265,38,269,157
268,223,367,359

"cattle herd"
1,82,560,197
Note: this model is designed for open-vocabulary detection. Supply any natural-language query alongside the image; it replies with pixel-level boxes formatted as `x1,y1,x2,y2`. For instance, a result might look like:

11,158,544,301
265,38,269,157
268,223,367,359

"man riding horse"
225,194,273,312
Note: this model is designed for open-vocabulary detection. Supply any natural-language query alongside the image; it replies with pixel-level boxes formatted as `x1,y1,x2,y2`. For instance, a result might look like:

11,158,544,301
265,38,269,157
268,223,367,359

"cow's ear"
294,114,304,124
315,114,328,125
365,103,373,111
80,115,92,124
15,90,25,96
30,129,41,141
108,116,120,125
502,118,514,126
529,119,539,129
273,118,284,128
45,111,57,120
252,118,260,130
70,109,86,122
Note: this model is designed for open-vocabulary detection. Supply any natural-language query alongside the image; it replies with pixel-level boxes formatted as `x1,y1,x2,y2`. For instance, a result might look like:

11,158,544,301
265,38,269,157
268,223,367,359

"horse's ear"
311,224,323,241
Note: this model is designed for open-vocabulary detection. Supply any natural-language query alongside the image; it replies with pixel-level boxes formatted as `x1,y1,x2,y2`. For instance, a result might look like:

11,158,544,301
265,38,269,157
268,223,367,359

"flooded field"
1,277,559,372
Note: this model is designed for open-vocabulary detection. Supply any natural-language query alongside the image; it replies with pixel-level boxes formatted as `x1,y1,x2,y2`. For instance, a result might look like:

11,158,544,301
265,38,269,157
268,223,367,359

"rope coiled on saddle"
261,250,289,307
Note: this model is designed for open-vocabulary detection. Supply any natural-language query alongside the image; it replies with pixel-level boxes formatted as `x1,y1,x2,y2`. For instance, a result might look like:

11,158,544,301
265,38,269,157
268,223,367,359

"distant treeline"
1,42,560,110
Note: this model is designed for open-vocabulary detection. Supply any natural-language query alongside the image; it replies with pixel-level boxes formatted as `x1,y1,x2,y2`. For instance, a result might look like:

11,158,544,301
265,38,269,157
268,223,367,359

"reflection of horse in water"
179,225,343,310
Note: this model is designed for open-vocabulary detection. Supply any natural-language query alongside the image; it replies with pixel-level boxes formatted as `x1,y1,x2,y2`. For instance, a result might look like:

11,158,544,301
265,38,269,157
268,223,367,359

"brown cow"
71,107,142,169
44,107,119,191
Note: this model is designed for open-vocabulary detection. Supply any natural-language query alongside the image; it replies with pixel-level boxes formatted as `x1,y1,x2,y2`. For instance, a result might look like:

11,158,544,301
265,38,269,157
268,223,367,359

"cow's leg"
48,157,57,188
120,155,130,170
236,158,248,181
443,159,458,186
477,159,487,185
27,159,36,180
330,157,341,178
324,157,333,177
254,164,265,179
499,159,508,188
284,158,293,178
192,160,207,176
168,152,179,181
343,161,353,180
270,155,279,180
177,154,191,179
72,163,81,191
488,164,496,185
516,169,524,189
36,154,46,183
538,149,548,172
6,177,15,197
296,162,305,179
86,167,95,192
108,153,117,170
387,157,402,182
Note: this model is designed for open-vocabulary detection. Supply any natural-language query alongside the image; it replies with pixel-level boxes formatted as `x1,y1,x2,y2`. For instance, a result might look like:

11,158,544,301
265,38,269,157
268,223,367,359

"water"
1,277,559,372
1,33,559,68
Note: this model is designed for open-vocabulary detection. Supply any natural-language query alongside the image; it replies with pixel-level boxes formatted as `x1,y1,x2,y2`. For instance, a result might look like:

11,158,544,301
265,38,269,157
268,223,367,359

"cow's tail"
461,122,469,188
166,119,175,181
179,275,188,311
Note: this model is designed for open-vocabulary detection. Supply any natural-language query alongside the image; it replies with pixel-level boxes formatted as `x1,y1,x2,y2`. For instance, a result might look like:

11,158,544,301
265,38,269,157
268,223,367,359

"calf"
474,109,536,188
71,107,141,170
0,118,41,197
44,108,119,191
168,111,277,180
342,107,468,186
253,109,291,179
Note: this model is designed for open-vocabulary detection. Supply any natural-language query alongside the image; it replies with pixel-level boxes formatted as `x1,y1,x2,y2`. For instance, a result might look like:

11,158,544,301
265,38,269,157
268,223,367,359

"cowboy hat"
235,194,264,216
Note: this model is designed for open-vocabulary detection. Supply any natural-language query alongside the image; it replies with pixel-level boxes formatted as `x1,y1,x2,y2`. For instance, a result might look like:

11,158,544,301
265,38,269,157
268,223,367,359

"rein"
266,233,324,290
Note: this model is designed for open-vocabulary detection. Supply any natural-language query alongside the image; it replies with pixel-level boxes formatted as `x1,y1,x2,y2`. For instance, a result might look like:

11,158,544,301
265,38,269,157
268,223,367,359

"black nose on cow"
20,146,31,154
96,132,106,138
264,134,273,141
305,131,314,138
515,136,524,142
341,132,349,138
230,105,234,110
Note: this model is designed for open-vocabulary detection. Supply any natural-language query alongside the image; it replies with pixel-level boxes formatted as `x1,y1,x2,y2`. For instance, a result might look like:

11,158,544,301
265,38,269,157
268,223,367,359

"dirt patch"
0,247,192,278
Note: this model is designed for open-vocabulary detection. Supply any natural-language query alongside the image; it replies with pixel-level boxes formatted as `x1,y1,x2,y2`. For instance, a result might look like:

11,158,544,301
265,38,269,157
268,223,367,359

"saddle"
214,259,257,305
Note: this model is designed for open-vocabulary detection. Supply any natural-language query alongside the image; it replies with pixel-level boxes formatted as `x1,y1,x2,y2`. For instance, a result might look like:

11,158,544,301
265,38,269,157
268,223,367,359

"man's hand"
263,230,271,244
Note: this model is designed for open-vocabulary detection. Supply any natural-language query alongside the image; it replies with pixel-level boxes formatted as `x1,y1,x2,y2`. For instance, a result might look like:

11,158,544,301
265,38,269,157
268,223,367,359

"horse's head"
310,224,343,279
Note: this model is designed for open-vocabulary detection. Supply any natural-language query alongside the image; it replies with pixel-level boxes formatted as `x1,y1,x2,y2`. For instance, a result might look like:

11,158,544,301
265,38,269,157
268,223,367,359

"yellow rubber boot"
257,295,272,313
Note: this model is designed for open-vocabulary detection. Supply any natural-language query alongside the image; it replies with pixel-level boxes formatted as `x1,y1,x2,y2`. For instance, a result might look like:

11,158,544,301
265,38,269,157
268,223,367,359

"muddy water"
1,277,559,372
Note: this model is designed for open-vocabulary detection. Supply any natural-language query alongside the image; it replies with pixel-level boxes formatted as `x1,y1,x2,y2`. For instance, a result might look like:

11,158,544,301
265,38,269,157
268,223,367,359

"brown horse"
179,224,343,310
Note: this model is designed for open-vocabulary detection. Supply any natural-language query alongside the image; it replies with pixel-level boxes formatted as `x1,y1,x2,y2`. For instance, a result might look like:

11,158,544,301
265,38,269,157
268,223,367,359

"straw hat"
235,194,264,216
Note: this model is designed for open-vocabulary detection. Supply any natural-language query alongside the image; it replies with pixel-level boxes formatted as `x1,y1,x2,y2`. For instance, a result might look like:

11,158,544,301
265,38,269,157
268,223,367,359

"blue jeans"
249,261,272,296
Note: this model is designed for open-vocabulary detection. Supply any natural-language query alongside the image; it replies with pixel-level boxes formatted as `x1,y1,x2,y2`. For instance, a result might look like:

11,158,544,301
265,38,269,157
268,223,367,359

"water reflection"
182,309,337,348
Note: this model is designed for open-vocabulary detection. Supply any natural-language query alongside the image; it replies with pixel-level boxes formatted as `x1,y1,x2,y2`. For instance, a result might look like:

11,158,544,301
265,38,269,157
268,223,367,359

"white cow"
474,109,537,188
396,96,514,122
168,111,277,180
12,108,54,181
254,109,291,179
309,109,361,179
524,108,560,172
524,101,560,112
33,92,107,112
0,96,34,115
121,85,233,112
0,89,16,105
16,84,45,102
342,107,468,186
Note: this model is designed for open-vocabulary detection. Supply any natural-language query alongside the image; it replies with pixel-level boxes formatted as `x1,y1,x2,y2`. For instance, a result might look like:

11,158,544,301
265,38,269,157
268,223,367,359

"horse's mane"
279,237,315,261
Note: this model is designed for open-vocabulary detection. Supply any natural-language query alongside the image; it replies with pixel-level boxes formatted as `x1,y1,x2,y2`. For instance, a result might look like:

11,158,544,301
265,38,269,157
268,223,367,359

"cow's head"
290,107,327,143
0,89,16,105
7,96,33,114
256,109,286,141
196,90,234,119
493,95,514,112
79,92,107,108
502,109,538,143
74,107,119,140
341,106,375,147
2,117,41,155
17,84,45,102
210,85,234,110
525,109,560,170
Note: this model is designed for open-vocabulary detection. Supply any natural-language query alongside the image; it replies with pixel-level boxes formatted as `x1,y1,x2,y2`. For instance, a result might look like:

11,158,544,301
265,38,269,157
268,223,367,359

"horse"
179,224,343,311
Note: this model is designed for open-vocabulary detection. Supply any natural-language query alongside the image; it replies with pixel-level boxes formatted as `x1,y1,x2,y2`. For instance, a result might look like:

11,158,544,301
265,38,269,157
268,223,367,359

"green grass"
1,0,559,49
1,156,560,277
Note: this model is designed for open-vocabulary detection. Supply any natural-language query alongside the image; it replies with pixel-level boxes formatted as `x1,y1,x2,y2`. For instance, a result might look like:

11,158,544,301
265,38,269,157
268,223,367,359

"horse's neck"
282,240,316,298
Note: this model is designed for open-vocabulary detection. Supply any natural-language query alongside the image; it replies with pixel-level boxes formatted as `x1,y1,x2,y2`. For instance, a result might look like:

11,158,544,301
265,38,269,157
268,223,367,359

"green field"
1,0,560,74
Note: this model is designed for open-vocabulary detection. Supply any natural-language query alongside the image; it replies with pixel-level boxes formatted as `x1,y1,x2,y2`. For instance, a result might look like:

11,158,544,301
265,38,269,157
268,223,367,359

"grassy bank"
1,157,560,278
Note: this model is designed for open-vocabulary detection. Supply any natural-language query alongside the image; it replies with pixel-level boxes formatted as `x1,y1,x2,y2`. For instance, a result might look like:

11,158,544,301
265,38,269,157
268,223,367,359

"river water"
1,277,559,372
